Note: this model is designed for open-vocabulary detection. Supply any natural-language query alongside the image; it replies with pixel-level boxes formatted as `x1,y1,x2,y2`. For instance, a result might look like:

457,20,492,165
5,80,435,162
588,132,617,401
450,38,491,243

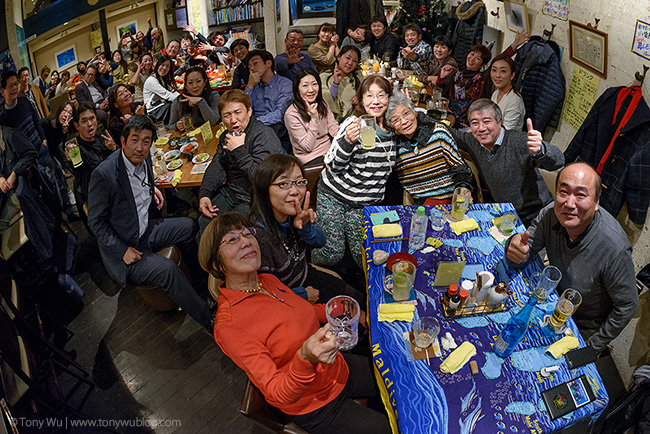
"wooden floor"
57,218,268,434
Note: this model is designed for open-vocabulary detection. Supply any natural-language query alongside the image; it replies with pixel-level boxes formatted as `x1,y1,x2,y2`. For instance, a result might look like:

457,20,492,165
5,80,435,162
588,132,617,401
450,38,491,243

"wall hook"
542,24,556,40
587,18,600,30
635,65,649,83
490,7,500,18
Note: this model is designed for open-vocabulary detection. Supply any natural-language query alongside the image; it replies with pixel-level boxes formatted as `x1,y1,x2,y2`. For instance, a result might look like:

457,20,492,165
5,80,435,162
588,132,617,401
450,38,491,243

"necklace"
242,280,263,293
281,229,301,262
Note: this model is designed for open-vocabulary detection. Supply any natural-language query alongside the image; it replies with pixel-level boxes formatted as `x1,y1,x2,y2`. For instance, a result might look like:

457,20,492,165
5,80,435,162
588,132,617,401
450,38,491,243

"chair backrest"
48,93,70,115
538,168,558,196
303,164,324,209
459,150,484,203
239,379,308,434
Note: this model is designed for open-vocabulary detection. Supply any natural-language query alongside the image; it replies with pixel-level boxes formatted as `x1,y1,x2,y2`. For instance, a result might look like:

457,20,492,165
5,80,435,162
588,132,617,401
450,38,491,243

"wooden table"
362,203,608,434
154,124,222,189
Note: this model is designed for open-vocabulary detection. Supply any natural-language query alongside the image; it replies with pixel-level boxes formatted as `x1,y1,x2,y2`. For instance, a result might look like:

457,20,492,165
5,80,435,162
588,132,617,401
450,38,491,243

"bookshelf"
212,0,263,25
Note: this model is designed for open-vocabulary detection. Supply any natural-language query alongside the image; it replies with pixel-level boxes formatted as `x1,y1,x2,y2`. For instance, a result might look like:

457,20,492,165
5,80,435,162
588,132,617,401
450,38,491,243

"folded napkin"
440,341,477,374
546,336,580,359
170,169,183,187
372,223,403,238
378,303,415,322
449,218,479,236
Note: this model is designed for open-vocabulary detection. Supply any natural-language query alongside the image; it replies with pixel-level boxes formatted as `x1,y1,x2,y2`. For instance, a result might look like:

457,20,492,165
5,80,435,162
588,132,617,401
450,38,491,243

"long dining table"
362,203,608,434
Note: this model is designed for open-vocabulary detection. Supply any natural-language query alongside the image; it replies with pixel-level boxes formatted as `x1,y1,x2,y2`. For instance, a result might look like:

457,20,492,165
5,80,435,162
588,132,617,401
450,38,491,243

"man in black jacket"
370,17,399,62
198,90,282,233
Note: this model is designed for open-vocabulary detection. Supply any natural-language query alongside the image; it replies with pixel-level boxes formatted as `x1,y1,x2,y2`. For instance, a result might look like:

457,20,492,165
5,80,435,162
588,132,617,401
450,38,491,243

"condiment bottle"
449,294,461,315
445,284,459,303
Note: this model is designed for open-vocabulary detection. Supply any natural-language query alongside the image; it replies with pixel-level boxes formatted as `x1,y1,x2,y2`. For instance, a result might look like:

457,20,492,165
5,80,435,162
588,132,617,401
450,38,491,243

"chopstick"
370,237,409,244
425,347,431,366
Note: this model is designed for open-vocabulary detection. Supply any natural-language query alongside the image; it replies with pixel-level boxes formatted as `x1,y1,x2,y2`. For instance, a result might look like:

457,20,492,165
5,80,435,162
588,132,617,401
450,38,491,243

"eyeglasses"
271,179,308,190
390,110,416,127
219,227,257,247
363,92,389,102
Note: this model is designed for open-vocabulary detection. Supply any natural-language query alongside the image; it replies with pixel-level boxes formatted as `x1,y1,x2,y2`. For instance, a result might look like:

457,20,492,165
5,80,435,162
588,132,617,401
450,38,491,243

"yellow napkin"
372,223,402,238
426,237,443,248
170,169,183,187
449,218,479,236
155,137,168,146
546,336,580,359
440,341,477,374
378,303,415,322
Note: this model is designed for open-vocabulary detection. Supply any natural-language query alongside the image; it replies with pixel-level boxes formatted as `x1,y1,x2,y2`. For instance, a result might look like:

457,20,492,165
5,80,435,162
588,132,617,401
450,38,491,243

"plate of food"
168,137,181,150
167,159,183,170
192,153,210,164
164,150,181,162
181,142,198,155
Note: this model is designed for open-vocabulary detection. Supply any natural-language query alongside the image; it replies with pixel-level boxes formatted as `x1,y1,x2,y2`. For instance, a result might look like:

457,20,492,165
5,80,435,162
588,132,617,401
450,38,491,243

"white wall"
474,0,650,383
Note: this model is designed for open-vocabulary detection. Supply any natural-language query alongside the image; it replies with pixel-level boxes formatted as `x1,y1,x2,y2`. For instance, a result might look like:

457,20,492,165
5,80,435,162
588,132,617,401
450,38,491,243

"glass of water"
155,121,167,140
413,317,439,349
429,208,448,231
533,265,562,302
326,296,360,351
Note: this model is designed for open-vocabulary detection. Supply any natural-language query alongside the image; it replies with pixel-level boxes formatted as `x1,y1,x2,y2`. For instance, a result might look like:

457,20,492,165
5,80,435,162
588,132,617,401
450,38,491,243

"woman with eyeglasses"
249,154,364,305
199,211,390,434
385,92,473,204
143,55,179,123
320,45,363,123
312,75,395,269
284,68,339,166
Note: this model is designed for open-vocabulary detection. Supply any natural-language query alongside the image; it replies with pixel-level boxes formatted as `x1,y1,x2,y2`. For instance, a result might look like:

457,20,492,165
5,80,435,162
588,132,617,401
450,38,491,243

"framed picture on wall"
54,45,77,70
504,0,530,34
116,21,137,42
569,20,608,78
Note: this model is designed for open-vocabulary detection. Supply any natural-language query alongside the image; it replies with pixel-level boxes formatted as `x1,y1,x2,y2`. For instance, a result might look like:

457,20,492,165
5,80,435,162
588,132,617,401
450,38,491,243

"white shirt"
491,88,526,131
122,151,152,238
85,80,104,105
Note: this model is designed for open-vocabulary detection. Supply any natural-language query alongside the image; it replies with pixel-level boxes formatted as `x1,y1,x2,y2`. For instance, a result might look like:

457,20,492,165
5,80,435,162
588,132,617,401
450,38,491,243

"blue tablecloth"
363,203,608,434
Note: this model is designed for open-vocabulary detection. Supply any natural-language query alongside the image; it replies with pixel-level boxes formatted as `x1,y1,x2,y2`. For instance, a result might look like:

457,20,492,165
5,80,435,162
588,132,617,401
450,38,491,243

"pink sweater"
284,103,339,164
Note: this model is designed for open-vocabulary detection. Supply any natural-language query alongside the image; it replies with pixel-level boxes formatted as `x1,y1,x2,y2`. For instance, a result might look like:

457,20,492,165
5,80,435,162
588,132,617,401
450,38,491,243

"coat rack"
542,24,556,40
635,65,649,83
490,7,500,18
587,18,600,30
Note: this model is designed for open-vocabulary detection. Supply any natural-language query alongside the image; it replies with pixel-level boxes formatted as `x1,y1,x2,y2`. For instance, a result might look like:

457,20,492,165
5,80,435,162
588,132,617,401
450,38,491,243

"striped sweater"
395,113,473,201
320,116,396,207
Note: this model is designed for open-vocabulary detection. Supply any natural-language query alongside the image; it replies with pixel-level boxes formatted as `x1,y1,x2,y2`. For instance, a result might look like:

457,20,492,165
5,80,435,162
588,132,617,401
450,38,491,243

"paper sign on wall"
561,66,601,131
200,121,213,144
632,19,650,61
542,0,569,21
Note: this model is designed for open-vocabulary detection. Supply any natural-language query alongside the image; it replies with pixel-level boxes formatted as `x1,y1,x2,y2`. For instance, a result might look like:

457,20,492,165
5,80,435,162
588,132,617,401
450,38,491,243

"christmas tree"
391,0,449,43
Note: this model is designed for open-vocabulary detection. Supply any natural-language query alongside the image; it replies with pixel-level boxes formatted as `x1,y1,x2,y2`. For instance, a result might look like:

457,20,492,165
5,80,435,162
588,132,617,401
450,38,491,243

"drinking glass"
499,213,517,236
359,115,376,150
66,138,83,168
326,296,360,351
153,159,168,179
450,187,471,221
533,265,562,302
383,260,416,301
182,115,193,132
408,88,419,105
155,121,167,140
413,317,439,349
435,98,449,119
429,209,448,231
549,289,582,329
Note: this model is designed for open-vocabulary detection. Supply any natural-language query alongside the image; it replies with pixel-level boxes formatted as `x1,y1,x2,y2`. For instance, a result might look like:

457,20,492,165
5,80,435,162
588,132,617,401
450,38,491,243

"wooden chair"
133,245,188,312
47,93,70,115
460,150,485,203
0,212,28,262
239,379,308,434
303,164,324,210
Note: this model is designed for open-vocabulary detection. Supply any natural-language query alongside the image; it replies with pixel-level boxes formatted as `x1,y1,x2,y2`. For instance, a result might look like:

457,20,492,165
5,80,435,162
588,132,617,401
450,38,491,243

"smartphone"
565,346,597,369
370,211,400,226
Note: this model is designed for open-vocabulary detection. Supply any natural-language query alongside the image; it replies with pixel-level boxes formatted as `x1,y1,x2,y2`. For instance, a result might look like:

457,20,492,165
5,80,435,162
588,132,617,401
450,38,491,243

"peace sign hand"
293,191,316,230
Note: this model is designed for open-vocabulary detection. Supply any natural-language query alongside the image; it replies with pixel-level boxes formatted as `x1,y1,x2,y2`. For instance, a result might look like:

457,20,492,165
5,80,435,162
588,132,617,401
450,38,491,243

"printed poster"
561,66,601,131
542,0,569,21
632,19,650,61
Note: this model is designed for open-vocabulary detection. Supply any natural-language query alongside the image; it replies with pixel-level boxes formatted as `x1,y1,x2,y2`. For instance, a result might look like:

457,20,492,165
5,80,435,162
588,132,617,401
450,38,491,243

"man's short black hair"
247,50,275,72
1,70,18,88
17,67,29,78
432,35,454,52
74,102,97,123
230,38,250,51
370,16,388,28
168,39,181,48
122,114,156,142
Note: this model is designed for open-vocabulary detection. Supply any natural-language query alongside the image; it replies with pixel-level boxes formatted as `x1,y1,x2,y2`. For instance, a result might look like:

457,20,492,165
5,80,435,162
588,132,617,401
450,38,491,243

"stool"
135,245,185,312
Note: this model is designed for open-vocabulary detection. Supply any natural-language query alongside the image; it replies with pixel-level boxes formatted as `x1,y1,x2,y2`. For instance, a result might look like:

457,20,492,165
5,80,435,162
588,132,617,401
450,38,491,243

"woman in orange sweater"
199,212,389,433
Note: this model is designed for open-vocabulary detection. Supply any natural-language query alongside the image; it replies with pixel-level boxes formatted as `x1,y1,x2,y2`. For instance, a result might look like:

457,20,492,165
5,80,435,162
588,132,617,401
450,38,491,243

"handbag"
147,100,172,124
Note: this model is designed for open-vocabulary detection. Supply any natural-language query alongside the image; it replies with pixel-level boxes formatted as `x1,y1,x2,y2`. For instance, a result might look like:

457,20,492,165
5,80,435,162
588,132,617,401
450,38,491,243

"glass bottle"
494,295,538,358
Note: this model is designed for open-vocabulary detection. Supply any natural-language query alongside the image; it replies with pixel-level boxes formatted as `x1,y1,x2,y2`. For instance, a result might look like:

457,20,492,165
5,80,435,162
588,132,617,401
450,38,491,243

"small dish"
193,153,210,164
181,143,198,154
164,150,181,162
167,159,183,170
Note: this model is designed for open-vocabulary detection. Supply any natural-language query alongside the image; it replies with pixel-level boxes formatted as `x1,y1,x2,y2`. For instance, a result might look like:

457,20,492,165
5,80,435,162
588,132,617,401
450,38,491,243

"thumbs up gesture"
526,118,543,155
507,231,530,264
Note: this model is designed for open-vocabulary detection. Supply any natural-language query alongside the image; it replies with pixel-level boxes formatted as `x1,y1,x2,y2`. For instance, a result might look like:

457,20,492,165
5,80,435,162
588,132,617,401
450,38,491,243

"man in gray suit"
74,63,109,127
87,115,211,327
